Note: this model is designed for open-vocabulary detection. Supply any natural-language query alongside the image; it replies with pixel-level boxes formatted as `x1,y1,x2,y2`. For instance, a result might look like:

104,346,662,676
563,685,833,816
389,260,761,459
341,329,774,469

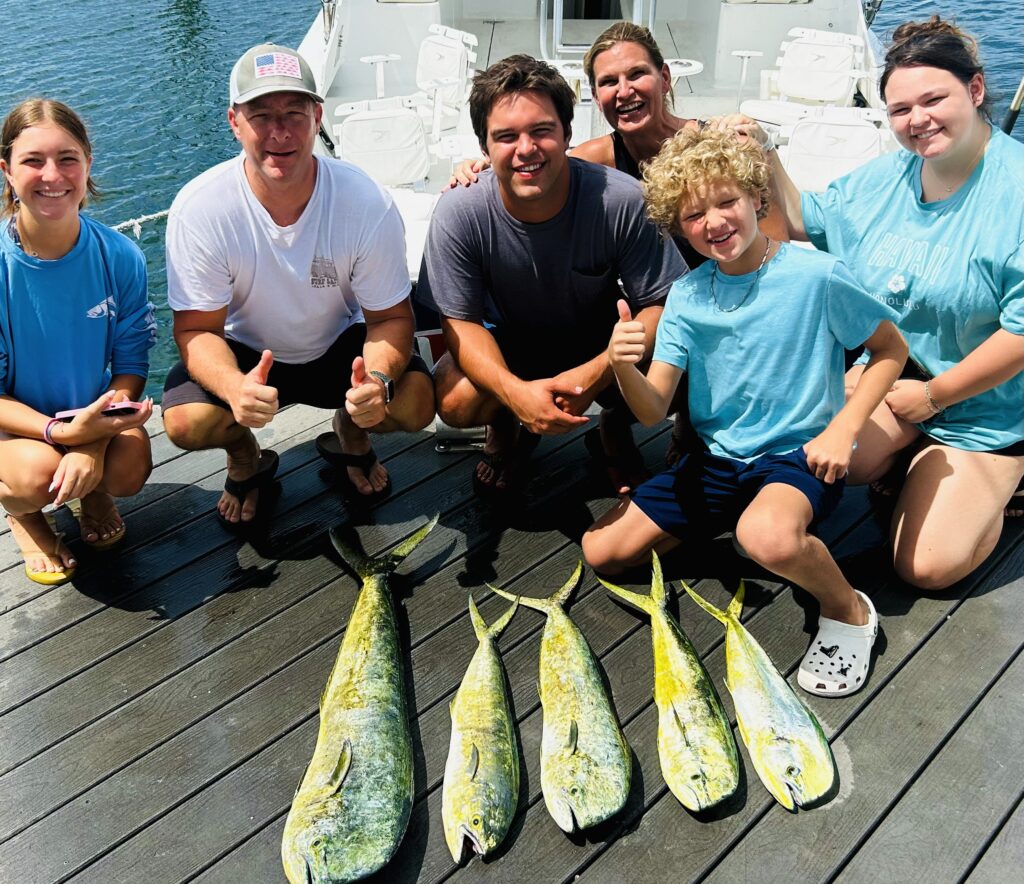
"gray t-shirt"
416,158,687,373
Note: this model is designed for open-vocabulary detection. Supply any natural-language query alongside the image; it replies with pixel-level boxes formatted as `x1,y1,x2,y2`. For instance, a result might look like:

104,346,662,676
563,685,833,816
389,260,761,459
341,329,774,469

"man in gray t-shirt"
417,54,686,499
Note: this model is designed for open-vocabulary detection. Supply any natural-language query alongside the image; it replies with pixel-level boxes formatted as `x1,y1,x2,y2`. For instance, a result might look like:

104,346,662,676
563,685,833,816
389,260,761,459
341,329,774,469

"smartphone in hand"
55,401,146,422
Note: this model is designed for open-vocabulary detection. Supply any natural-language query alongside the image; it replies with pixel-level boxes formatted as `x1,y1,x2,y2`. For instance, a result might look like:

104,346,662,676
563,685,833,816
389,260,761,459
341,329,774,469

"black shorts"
162,323,430,412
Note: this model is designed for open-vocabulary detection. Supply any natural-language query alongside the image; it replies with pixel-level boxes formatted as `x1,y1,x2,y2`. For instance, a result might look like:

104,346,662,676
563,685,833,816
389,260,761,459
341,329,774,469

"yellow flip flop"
67,497,127,550
6,512,77,586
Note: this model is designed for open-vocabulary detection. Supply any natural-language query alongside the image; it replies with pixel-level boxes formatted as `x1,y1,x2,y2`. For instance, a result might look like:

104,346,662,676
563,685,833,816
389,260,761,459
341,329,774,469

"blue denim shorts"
631,446,845,540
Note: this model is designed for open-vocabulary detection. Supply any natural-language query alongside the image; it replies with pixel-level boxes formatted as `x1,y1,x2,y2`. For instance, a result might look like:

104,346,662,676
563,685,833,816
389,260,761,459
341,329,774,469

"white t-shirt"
166,154,411,363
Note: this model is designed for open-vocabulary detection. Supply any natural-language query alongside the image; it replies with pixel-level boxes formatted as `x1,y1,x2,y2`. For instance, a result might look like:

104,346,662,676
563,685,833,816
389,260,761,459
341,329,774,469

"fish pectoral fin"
327,739,352,796
567,719,579,754
671,703,692,749
467,743,480,781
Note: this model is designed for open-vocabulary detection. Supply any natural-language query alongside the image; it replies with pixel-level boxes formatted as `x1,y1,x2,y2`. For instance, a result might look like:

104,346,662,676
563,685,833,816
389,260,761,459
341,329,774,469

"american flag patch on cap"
254,52,302,80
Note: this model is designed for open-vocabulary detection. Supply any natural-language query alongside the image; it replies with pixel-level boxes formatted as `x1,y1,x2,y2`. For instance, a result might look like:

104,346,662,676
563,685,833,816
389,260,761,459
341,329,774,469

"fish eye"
472,817,481,827
786,765,800,777
570,786,579,796
691,773,702,781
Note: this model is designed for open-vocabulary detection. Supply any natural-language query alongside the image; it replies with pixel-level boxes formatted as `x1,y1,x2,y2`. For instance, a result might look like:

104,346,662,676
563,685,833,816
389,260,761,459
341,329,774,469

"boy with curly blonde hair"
583,127,908,697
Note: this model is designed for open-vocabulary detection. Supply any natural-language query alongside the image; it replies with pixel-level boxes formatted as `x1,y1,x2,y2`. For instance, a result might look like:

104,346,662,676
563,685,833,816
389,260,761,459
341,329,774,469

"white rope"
111,209,170,239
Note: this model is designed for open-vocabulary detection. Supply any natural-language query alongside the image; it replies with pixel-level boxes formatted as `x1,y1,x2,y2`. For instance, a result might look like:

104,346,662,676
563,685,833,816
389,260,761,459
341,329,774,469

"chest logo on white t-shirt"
310,255,339,289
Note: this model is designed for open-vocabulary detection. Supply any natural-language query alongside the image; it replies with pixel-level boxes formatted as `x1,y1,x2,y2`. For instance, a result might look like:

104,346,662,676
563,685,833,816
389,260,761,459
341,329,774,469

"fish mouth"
459,824,485,858
550,795,579,833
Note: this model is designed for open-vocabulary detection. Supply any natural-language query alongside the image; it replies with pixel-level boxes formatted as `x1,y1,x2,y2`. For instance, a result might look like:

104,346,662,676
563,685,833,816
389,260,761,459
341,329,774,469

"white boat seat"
417,24,477,112
336,103,431,185
739,28,866,127
778,116,886,192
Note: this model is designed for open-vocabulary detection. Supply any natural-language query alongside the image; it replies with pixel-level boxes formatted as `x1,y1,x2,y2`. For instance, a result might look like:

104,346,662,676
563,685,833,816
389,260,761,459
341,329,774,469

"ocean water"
2,0,1021,399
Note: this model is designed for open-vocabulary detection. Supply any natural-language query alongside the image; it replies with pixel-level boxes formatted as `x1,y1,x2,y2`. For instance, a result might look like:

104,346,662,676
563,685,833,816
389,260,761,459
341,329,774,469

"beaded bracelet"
924,380,945,416
43,417,62,446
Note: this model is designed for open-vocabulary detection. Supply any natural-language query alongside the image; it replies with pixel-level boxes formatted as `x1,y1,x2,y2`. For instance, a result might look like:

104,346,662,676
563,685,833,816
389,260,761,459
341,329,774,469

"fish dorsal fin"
681,580,728,624
467,744,480,781
329,514,438,578
567,719,579,754
597,576,654,617
327,740,352,796
650,552,668,610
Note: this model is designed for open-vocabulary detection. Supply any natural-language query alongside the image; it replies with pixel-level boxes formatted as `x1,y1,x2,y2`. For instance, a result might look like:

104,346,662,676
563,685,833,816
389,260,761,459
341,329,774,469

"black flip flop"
217,450,280,533
315,432,392,501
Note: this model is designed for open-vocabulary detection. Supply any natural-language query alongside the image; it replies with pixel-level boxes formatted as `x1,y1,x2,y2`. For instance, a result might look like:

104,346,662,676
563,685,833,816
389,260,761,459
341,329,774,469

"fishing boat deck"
1,404,1021,884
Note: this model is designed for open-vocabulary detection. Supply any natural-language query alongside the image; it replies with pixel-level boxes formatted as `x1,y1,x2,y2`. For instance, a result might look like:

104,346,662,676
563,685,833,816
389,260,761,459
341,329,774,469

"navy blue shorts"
631,447,845,540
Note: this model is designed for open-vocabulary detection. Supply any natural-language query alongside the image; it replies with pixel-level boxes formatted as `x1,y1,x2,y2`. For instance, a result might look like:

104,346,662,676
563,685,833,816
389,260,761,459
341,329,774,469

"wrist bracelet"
924,380,944,415
43,418,61,446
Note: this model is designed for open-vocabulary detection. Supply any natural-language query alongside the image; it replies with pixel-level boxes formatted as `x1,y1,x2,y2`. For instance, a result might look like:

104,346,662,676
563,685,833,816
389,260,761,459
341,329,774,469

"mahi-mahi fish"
281,516,437,884
442,595,520,862
491,562,631,832
598,553,740,811
683,581,836,811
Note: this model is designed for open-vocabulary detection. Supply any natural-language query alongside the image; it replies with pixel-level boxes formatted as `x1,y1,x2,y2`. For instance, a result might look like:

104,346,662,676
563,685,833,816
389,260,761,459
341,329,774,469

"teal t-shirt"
802,126,1024,451
653,243,897,461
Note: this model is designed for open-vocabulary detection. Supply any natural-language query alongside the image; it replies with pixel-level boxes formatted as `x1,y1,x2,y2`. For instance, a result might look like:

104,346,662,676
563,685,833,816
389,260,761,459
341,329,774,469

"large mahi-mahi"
491,562,631,832
442,595,520,862
598,553,739,811
281,516,437,883
683,580,836,811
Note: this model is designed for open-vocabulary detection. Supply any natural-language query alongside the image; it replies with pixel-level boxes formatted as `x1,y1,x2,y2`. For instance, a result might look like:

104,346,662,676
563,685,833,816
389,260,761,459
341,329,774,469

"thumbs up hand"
233,349,279,428
345,356,388,429
608,299,647,368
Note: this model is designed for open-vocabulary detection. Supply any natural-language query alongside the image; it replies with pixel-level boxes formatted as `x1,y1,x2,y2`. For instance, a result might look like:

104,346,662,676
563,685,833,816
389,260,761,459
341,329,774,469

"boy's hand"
608,300,646,368
803,425,857,485
885,380,934,424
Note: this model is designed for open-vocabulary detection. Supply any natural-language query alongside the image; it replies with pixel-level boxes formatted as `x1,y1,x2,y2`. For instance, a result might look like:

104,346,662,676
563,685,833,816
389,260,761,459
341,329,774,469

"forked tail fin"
489,560,583,615
682,580,745,625
468,593,519,641
596,551,668,617
329,514,439,578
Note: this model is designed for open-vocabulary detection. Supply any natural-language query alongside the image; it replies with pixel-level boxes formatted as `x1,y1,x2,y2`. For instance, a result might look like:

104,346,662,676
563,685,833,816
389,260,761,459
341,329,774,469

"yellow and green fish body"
493,563,631,833
599,555,739,811
684,581,836,812
442,596,521,862
281,518,436,884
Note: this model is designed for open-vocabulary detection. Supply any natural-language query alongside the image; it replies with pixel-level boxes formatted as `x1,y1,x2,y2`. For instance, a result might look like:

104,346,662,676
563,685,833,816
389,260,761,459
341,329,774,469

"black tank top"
610,130,706,271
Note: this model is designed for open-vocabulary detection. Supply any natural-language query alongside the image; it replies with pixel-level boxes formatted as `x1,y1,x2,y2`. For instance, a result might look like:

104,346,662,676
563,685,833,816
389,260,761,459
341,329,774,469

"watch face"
370,370,394,403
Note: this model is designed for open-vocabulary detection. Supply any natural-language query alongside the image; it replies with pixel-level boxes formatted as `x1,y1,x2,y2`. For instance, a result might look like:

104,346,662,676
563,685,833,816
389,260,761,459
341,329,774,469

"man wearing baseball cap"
162,44,434,529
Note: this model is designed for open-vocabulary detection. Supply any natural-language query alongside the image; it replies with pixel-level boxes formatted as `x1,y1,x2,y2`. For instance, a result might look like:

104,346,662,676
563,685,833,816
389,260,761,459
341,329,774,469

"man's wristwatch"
369,370,395,404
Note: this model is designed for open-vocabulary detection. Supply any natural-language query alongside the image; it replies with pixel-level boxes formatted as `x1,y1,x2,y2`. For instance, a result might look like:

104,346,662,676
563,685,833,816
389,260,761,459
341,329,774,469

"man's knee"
163,404,232,451
391,371,436,433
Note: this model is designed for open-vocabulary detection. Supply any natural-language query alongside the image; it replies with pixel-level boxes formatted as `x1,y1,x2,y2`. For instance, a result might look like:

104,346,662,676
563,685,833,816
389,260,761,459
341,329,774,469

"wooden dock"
1,405,1021,883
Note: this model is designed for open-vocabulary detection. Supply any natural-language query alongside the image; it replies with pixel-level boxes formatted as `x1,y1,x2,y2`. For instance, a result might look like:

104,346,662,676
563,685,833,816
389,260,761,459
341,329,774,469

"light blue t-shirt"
802,126,1024,451
0,214,156,416
653,243,897,461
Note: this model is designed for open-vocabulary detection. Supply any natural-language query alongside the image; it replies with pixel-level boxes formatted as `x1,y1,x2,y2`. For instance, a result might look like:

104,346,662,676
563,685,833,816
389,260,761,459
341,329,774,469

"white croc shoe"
797,590,878,698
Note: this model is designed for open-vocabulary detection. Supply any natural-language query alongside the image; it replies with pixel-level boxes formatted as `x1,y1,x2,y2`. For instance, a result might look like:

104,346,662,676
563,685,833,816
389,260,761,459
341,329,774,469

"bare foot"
219,434,262,524
333,411,388,495
6,512,77,576
589,407,646,496
475,413,538,495
78,491,125,544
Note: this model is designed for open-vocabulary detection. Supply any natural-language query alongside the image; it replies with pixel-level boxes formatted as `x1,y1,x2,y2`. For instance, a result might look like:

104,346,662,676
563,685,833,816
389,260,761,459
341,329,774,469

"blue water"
2,0,1021,399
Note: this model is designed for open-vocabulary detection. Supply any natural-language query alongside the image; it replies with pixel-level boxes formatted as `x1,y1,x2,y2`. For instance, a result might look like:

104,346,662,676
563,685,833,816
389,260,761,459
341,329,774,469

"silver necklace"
710,236,772,312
